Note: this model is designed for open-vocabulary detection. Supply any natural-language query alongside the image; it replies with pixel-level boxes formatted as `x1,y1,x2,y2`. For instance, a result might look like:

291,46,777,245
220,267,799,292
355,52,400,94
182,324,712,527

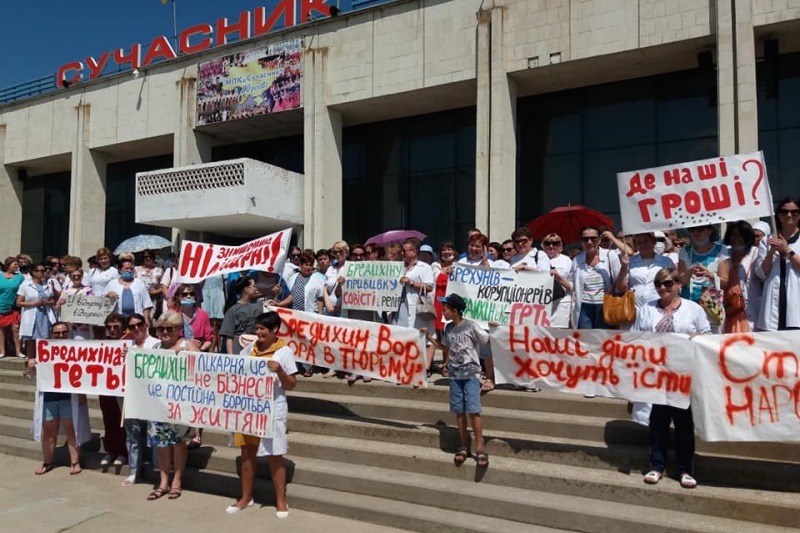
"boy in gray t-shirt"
439,293,490,468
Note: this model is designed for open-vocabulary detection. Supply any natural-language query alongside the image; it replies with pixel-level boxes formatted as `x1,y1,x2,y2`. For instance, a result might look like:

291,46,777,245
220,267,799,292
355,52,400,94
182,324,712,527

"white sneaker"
225,499,254,514
100,454,114,466
114,456,127,466
17,353,27,358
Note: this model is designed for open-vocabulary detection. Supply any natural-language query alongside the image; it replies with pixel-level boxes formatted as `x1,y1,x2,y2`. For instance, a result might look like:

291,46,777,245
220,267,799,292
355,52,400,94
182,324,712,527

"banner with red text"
446,264,555,329
692,332,800,442
617,152,773,234
271,307,427,387
491,326,694,408
125,349,275,438
177,228,292,283
35,339,129,396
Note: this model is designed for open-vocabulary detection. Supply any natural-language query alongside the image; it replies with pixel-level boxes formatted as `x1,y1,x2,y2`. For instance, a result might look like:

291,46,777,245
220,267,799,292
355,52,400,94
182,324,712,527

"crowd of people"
2,196,798,505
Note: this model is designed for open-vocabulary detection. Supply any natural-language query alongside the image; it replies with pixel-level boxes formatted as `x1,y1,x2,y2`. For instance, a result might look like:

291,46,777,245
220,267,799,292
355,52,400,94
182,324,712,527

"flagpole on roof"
172,0,178,53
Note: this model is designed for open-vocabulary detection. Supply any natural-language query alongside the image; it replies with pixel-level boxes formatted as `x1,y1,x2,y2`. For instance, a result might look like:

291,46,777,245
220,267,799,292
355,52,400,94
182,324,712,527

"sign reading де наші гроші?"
617,152,774,234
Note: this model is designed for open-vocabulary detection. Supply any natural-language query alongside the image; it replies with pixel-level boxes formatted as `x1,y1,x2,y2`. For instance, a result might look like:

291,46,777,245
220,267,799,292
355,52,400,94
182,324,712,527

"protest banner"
491,326,694,407
58,293,116,326
617,152,774,234
446,264,555,329
177,228,292,283
35,339,129,396
197,40,301,125
125,349,275,438
692,331,800,442
341,261,404,313
270,307,427,387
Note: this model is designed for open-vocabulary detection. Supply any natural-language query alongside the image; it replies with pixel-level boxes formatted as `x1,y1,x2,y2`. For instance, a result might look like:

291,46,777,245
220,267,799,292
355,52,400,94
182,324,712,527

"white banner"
617,152,773,234
125,349,275,438
59,293,117,326
692,331,800,442
446,264,555,329
491,326,694,408
341,261,404,313
271,307,427,387
35,339,129,396
177,228,292,283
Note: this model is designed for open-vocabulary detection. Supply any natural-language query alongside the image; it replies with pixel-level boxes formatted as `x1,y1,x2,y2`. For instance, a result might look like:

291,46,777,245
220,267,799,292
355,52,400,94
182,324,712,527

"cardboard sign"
59,293,117,326
177,228,292,283
692,332,800,442
125,349,275,438
341,261,404,313
36,339,129,396
491,326,694,408
446,264,554,329
617,152,774,233
271,307,427,387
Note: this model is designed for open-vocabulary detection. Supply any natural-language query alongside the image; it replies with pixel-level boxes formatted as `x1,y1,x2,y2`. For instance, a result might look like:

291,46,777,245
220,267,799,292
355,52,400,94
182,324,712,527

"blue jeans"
649,404,695,475
577,302,608,329
125,418,146,476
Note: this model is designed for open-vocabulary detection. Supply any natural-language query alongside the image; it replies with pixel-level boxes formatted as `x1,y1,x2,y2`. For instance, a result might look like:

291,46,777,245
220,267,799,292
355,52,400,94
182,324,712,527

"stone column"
174,76,212,167
68,104,108,259
303,46,343,251
488,6,518,240
0,125,23,258
474,8,492,233
715,0,736,155
733,0,758,153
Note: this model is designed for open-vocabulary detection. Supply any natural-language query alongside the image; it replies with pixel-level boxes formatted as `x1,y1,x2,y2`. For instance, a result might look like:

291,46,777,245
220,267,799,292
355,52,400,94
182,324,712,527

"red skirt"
0,310,20,328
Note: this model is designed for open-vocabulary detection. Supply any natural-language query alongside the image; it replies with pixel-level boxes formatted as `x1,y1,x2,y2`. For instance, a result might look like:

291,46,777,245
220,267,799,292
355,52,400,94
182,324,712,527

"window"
21,172,71,260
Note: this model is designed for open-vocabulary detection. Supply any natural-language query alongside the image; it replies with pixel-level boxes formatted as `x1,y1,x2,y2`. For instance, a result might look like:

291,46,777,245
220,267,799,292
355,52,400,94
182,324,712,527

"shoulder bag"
602,256,636,326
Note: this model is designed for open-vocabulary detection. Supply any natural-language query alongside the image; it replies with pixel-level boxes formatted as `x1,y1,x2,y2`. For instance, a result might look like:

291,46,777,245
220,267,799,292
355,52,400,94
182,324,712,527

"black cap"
438,293,467,313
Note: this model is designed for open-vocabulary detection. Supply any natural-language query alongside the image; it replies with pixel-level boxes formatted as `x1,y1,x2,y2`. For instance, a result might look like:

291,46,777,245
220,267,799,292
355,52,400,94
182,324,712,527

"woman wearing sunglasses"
569,226,624,329
755,196,800,331
633,268,710,489
146,312,201,501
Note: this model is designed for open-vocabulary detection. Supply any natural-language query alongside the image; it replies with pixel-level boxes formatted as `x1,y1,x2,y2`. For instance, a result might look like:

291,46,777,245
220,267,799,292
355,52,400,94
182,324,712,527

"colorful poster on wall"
197,39,301,125
617,152,773,234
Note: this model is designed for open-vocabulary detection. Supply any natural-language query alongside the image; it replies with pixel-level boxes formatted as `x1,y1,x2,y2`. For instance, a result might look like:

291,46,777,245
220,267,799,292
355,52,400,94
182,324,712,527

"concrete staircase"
1,355,799,532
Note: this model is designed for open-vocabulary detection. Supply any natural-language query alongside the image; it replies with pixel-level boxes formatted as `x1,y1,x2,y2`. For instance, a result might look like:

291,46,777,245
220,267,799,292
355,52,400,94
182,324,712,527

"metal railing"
0,75,57,105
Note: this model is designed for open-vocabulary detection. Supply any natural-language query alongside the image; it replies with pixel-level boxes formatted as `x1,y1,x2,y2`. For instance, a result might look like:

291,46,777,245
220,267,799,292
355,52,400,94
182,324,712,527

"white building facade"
1,0,799,260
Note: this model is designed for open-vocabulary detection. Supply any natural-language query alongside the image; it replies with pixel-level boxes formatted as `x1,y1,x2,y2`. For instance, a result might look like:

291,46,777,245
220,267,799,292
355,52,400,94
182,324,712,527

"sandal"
481,380,495,392
35,463,53,475
148,487,170,500
69,462,82,475
454,447,469,467
680,473,697,489
168,487,183,500
475,450,489,467
644,470,662,485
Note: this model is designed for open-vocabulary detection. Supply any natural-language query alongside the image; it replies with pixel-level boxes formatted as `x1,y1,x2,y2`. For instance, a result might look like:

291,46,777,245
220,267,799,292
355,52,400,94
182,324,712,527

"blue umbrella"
113,235,172,255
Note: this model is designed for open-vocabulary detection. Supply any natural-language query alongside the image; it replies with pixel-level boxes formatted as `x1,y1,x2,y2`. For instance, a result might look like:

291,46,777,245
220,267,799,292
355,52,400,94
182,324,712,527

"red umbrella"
526,205,614,243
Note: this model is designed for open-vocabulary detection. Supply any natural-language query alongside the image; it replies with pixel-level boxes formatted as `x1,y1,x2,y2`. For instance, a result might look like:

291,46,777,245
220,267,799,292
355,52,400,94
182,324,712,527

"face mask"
691,235,710,246
181,299,196,307
121,271,134,281
654,242,666,255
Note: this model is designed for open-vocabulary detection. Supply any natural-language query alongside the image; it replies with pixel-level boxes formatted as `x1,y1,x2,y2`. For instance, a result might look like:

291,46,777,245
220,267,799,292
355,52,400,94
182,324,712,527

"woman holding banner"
228,311,297,517
55,268,94,340
541,233,573,329
30,322,92,475
146,312,201,501
756,196,800,331
633,268,710,489
395,238,436,376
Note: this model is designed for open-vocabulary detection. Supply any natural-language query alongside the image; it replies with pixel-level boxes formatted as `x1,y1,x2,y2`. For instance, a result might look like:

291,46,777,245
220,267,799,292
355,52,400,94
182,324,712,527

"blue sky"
0,0,314,89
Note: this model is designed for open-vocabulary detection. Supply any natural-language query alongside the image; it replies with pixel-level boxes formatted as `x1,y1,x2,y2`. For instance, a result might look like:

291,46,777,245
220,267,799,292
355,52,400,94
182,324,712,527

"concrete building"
1,0,799,261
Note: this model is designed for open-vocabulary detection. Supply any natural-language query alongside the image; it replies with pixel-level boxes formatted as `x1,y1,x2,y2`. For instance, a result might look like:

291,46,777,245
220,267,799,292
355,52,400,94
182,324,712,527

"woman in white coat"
755,196,800,331
30,323,92,475
16,264,57,359
569,226,624,329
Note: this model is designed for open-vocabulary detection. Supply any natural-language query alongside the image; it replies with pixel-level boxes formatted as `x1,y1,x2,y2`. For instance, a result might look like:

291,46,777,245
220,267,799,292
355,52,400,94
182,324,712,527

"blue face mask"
181,299,196,307
121,271,134,281
691,235,710,246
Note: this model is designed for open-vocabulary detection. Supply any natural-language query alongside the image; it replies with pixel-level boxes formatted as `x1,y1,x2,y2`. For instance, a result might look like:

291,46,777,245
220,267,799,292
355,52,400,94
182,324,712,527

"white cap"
653,230,666,239
419,244,434,253
752,221,771,237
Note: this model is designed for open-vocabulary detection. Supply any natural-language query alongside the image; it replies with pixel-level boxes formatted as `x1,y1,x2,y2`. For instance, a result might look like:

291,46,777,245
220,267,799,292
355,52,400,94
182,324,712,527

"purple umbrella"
365,230,427,247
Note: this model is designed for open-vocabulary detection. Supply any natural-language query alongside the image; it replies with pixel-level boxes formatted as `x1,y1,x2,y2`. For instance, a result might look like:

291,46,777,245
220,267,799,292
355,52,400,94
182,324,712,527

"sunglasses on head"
654,279,676,289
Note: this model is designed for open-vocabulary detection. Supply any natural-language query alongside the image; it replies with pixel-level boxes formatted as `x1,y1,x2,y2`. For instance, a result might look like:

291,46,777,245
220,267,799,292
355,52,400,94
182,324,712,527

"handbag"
723,259,746,316
602,257,636,326
603,290,636,326
415,285,437,319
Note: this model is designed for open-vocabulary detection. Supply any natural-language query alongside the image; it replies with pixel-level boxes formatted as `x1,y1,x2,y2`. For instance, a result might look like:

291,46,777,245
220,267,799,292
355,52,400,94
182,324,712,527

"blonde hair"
542,233,563,244
158,311,183,328
330,240,349,254
96,247,112,258
118,252,135,263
